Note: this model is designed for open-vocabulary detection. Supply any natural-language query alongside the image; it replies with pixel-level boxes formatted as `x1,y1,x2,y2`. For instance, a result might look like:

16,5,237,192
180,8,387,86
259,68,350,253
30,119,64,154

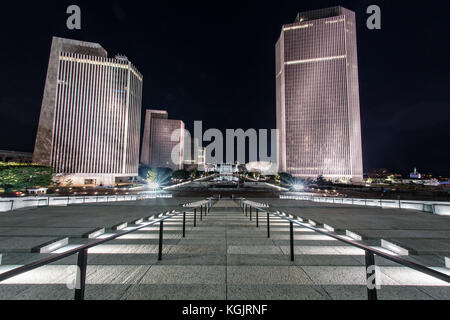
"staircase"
0,199,449,300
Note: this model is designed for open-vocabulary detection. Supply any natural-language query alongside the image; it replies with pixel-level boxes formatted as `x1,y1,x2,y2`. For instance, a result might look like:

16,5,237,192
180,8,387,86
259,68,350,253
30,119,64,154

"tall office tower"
276,7,363,181
141,110,184,170
33,37,143,186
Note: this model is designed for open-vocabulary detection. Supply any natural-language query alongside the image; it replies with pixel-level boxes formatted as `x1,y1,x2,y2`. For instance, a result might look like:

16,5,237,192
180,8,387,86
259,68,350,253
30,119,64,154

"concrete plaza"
0,198,449,300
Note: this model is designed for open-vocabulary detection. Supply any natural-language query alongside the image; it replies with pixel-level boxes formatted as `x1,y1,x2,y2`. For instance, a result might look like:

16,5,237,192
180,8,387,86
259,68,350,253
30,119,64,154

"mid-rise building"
33,37,143,186
276,7,363,181
141,110,184,170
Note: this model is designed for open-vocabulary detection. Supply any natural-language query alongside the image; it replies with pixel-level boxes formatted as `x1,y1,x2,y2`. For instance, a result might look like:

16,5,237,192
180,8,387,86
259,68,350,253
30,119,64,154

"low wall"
279,195,450,216
0,193,172,213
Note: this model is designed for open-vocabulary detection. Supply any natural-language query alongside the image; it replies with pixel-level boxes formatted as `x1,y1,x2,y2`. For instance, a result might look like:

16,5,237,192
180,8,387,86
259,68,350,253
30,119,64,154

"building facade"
276,7,363,181
141,110,184,171
33,37,143,186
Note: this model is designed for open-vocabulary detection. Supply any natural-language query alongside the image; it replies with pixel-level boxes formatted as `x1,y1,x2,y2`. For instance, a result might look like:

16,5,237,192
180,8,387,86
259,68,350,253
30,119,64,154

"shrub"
0,162,53,192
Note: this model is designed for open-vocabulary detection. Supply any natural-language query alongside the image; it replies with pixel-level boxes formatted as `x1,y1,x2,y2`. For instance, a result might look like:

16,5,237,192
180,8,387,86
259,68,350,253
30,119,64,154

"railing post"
290,221,294,262
194,208,197,227
365,251,378,300
256,208,259,228
74,248,88,300
158,221,164,261
267,212,270,238
182,212,186,238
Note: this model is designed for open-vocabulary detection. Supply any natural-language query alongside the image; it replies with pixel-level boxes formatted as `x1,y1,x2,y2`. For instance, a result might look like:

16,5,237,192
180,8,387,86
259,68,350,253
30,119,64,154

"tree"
144,167,173,185
0,163,53,192
172,170,190,180
65,179,73,188
279,172,295,185
316,175,326,187
274,173,281,184
190,169,199,180
146,170,157,182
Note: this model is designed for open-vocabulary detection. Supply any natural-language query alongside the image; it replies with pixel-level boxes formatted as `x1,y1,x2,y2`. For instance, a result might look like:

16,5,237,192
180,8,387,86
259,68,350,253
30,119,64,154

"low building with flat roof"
141,110,184,171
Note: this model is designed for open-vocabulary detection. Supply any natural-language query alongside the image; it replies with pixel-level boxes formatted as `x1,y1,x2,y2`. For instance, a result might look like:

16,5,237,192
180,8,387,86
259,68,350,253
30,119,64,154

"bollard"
158,221,164,261
74,248,88,300
256,208,259,228
267,212,270,238
290,221,294,261
201,205,203,221
194,208,197,227
182,212,186,238
250,206,252,221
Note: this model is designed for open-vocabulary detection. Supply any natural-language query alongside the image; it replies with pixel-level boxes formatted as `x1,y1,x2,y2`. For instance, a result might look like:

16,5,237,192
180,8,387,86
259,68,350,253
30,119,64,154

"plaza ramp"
0,199,449,300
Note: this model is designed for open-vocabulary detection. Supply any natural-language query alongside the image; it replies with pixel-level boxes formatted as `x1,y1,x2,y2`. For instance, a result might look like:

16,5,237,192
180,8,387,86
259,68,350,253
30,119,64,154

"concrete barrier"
0,192,172,213
280,195,450,216
49,197,69,207
380,200,399,209
434,204,450,216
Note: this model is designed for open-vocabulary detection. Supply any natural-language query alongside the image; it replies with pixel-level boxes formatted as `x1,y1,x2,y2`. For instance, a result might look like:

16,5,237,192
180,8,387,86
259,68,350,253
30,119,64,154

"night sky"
0,0,449,176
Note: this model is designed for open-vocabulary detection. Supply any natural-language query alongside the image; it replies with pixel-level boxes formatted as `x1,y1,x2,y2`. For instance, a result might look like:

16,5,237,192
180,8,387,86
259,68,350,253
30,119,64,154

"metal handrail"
0,197,218,300
238,198,450,300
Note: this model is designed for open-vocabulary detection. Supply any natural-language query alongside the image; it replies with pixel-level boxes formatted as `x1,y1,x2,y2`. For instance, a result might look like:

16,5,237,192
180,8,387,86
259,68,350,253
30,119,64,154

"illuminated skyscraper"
276,7,363,181
141,110,184,170
33,37,143,186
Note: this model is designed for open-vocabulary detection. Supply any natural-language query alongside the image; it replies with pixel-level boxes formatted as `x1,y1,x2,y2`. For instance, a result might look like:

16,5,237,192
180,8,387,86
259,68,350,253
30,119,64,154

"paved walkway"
0,200,449,300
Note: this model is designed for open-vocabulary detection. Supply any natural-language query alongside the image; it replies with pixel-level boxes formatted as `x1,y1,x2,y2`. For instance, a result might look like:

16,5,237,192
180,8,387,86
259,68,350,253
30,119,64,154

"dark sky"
0,0,449,176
